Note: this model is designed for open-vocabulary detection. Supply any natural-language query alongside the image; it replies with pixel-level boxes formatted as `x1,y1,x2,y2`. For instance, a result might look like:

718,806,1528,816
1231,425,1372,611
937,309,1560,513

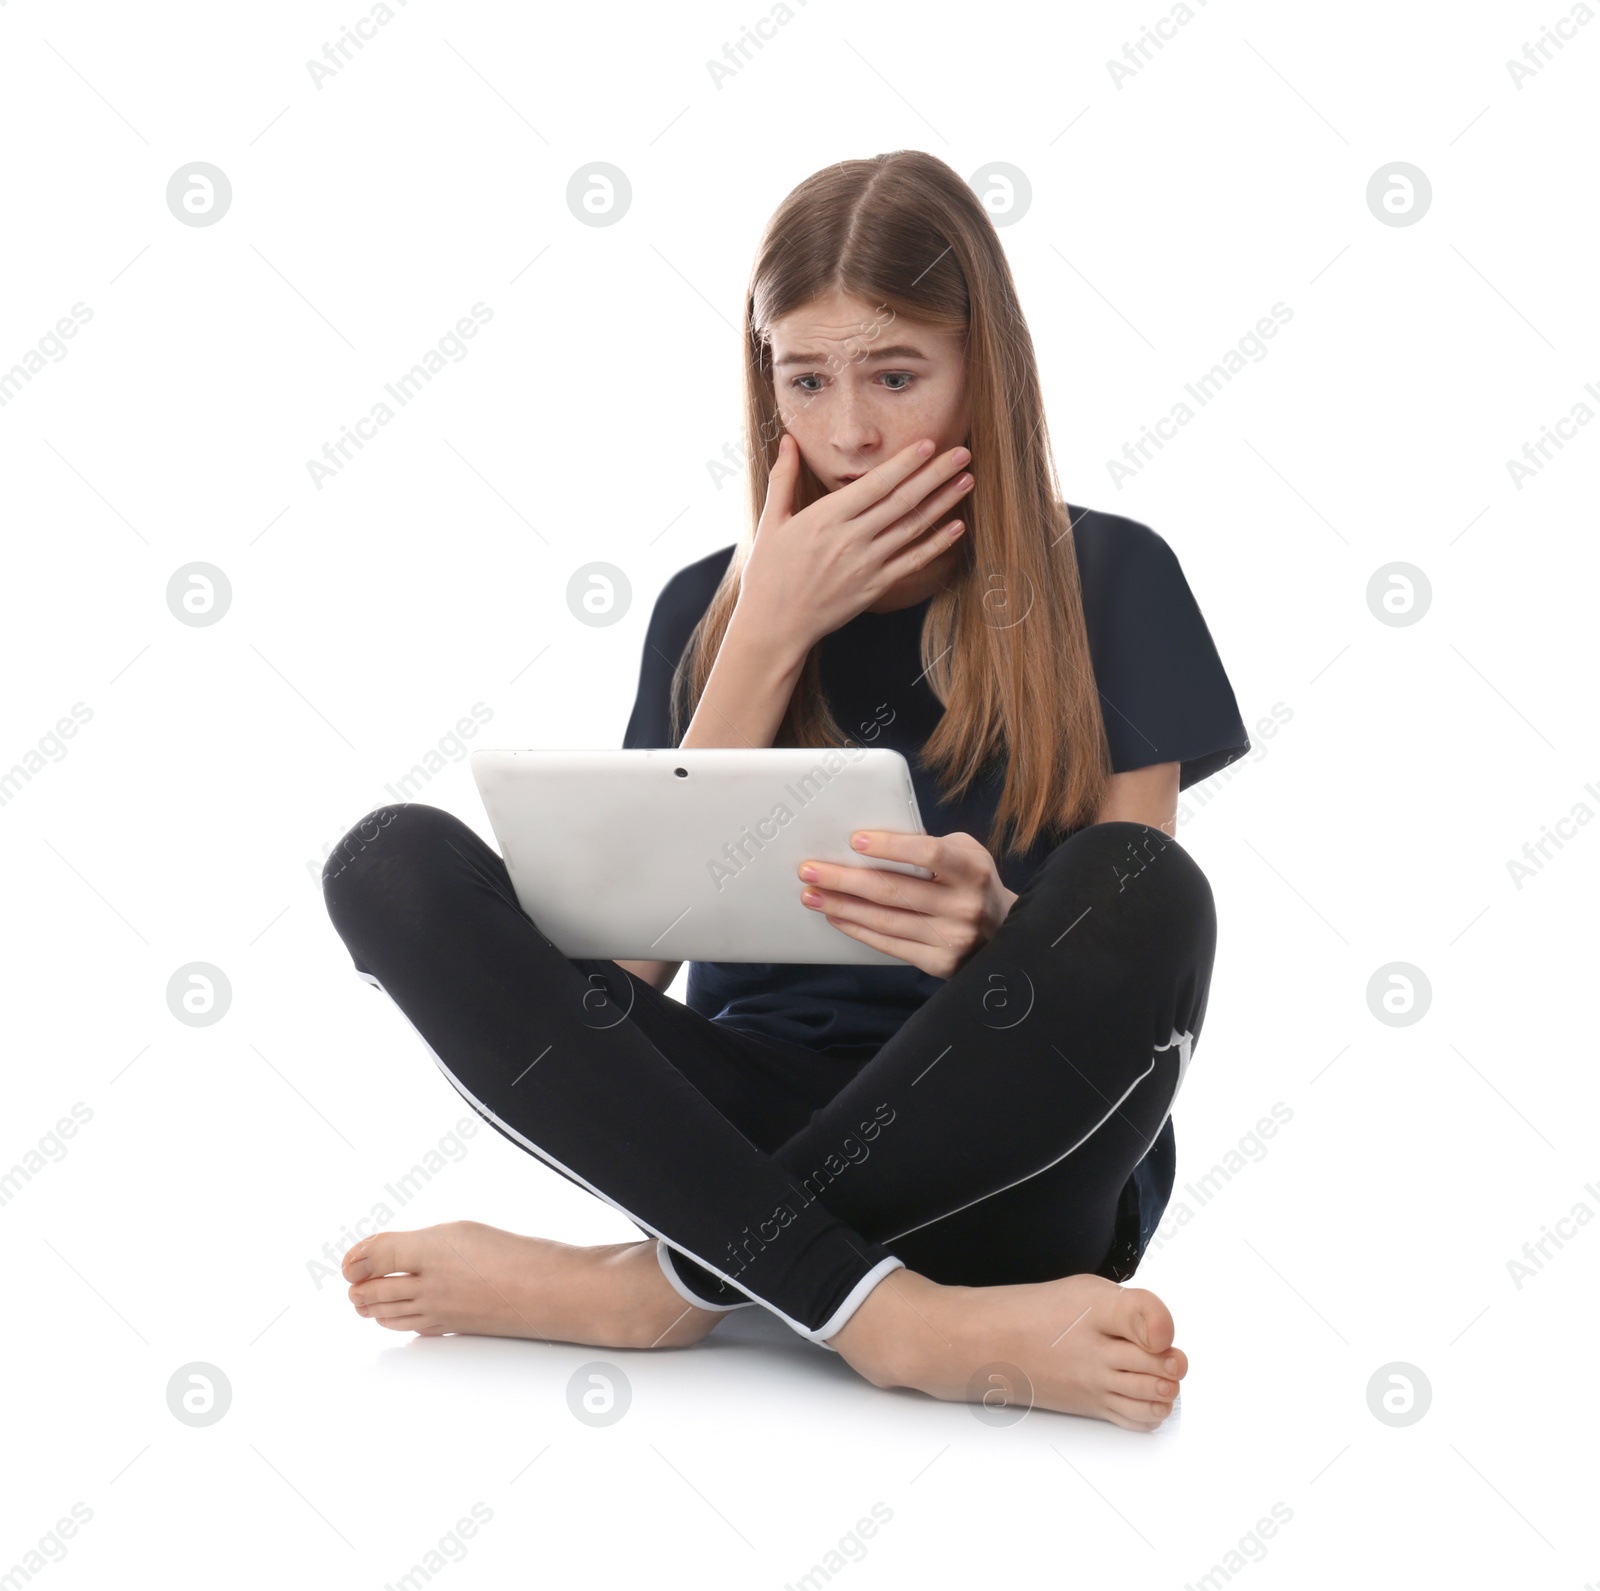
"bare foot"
831,1269,1188,1431
342,1220,724,1350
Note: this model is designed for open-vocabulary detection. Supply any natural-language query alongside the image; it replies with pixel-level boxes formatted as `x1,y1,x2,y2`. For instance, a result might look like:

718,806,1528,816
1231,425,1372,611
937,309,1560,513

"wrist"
728,600,814,672
984,885,1018,946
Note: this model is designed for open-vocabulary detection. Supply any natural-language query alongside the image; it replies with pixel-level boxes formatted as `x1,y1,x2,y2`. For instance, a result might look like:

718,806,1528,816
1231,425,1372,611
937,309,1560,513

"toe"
1104,1390,1174,1429
1108,1368,1180,1404
1111,1285,1175,1356
344,1230,407,1284
359,1298,422,1321
1109,1340,1187,1383
349,1276,417,1309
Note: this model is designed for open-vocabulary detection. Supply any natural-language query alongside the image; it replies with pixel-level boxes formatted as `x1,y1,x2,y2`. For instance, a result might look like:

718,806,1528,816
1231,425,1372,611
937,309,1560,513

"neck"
864,545,961,614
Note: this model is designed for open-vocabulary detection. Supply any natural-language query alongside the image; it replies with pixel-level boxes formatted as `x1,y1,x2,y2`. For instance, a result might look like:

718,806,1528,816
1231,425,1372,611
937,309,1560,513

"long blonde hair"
671,150,1111,857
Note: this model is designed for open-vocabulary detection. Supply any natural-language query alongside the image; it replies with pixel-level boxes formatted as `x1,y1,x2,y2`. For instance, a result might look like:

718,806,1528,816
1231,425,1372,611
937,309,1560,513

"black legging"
320,803,1216,1342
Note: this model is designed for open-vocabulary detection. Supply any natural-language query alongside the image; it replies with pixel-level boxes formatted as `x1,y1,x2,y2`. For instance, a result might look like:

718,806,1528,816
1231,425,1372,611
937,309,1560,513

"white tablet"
468,746,932,964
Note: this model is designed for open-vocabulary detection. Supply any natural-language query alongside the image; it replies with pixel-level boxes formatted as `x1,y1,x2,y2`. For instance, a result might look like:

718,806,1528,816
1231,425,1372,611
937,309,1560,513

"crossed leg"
323,803,1215,1428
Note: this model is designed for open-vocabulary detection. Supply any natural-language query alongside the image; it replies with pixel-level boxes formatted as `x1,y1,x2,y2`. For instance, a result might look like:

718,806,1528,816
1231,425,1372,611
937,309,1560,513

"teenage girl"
323,150,1250,1431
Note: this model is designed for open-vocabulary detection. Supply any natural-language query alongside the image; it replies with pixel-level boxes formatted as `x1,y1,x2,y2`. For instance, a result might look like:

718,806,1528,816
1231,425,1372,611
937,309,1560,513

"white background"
2,0,1596,1586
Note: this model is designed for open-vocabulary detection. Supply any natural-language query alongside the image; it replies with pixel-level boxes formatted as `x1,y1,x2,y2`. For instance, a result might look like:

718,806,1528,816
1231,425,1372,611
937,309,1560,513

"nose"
830,390,882,472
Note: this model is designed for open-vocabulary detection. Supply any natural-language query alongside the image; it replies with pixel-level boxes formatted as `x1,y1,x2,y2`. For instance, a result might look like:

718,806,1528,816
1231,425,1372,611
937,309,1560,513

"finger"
810,889,949,950
845,829,959,877
758,433,798,528
880,465,974,553
801,860,942,912
816,911,925,970
863,450,973,541
886,514,964,578
844,441,970,531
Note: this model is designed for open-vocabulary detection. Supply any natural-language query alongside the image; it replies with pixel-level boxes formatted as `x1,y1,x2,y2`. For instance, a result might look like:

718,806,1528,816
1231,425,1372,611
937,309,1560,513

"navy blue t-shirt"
623,507,1249,1050
621,506,1250,1270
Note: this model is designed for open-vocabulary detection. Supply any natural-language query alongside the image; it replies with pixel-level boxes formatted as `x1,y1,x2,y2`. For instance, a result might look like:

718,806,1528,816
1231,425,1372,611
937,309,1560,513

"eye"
786,372,916,394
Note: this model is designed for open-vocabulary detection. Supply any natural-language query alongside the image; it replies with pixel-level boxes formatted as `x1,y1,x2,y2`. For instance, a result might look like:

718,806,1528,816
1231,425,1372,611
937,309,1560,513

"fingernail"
851,833,870,850
917,440,935,457
799,864,819,881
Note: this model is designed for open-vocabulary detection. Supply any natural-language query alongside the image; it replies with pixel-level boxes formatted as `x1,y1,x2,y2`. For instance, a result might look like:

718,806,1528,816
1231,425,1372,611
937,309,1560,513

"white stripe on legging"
876,1028,1194,1245
353,969,903,1344
654,1240,755,1312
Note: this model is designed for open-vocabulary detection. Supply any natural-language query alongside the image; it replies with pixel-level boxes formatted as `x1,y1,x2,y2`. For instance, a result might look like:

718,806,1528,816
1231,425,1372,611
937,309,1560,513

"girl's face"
767,290,970,493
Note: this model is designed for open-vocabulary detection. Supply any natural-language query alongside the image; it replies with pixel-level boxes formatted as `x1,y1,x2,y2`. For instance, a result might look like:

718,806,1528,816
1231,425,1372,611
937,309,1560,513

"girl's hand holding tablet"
797,828,1018,981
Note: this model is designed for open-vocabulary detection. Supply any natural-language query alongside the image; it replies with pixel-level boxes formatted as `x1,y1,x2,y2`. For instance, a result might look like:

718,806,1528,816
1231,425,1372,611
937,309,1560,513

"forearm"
616,618,805,993
677,606,809,751
613,957,679,993
1093,763,1181,837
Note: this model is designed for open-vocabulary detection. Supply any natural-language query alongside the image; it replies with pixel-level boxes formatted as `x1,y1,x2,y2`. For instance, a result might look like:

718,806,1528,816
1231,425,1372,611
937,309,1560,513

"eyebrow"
772,344,932,369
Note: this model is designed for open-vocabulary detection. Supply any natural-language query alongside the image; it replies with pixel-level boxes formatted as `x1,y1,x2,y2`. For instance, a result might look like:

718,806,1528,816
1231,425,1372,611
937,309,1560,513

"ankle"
607,1240,722,1349
830,1268,951,1387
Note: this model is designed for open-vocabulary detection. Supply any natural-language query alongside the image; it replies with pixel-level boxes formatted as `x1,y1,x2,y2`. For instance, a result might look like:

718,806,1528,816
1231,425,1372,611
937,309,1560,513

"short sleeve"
1071,511,1250,791
621,545,736,751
